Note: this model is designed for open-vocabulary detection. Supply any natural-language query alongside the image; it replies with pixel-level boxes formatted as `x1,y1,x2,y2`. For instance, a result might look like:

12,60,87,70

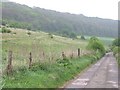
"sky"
8,0,119,20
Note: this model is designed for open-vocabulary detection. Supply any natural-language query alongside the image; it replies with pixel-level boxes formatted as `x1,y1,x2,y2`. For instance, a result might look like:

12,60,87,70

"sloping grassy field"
2,28,88,70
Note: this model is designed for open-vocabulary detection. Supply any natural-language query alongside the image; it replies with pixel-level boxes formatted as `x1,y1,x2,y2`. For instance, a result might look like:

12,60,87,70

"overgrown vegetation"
1,27,11,33
112,38,120,47
112,38,120,66
3,53,101,88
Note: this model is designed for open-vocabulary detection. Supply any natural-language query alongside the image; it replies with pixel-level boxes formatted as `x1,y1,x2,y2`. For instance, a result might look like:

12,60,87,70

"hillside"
1,2,118,38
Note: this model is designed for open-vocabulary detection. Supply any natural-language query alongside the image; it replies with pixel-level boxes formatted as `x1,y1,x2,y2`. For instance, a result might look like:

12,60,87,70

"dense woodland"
1,2,118,38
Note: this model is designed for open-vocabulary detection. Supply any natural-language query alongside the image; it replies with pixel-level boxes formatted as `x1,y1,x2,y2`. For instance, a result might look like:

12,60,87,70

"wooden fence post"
78,48,80,57
62,52,66,59
29,52,32,69
43,51,45,60
7,50,13,75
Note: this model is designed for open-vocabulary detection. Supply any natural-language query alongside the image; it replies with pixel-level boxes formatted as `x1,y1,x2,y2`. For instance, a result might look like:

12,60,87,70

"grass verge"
3,53,102,88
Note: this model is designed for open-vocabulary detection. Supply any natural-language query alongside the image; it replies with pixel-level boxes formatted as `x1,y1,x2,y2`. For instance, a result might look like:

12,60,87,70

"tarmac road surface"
64,52,118,88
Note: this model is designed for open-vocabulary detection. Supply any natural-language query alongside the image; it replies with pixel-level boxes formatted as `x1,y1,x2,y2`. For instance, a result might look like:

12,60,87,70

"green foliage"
27,32,31,36
112,46,120,66
1,27,11,33
87,37,105,54
112,38,120,66
112,46,120,55
56,58,72,67
112,38,120,47
69,32,77,39
81,35,86,40
61,31,76,39
2,19,32,30
4,54,101,88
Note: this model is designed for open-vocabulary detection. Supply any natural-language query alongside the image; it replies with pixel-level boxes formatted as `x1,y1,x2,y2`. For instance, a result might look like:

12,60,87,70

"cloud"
2,0,10,2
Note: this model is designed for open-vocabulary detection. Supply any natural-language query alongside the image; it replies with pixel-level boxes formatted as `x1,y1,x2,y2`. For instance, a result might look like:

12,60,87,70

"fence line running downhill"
4,48,92,75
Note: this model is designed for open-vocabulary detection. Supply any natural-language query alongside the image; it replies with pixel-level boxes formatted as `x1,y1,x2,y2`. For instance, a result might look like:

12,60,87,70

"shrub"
48,33,54,39
50,35,53,39
87,36,105,55
56,58,72,68
27,32,31,36
69,32,77,39
112,39,120,66
2,27,11,33
113,46,120,55
112,38,120,47
81,35,86,40
112,46,120,66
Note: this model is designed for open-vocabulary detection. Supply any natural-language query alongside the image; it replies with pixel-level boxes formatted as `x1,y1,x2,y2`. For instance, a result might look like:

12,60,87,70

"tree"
87,37,105,54
69,32,77,39
81,35,85,40
61,30,69,37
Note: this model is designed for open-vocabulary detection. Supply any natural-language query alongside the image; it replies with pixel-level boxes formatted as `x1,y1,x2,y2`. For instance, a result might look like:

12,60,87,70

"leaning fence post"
29,52,32,69
78,48,80,57
7,50,13,75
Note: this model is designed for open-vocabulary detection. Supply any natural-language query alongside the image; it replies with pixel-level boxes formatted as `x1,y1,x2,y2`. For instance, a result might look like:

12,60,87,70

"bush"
2,27,11,33
27,32,31,36
48,33,54,38
112,38,120,47
81,35,86,40
113,46,120,55
56,58,72,68
60,31,76,39
112,46,120,66
112,39,120,66
87,36,105,55
69,32,77,39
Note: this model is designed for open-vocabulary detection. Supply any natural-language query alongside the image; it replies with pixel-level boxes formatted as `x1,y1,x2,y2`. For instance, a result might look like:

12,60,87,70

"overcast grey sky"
8,0,119,20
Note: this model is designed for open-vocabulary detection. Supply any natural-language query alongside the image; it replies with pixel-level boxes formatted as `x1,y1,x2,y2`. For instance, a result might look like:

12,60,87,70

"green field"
2,28,88,69
2,28,114,88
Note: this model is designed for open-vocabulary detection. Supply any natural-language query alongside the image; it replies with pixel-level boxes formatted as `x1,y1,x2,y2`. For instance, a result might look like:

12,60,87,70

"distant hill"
1,2,118,38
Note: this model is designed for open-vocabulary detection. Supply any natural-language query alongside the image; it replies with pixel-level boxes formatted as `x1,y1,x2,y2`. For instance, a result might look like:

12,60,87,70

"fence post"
29,52,32,69
43,51,45,60
78,48,80,57
7,50,13,75
62,52,66,59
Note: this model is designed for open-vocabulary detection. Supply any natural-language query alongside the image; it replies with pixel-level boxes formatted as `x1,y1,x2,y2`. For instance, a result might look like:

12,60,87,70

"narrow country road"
64,52,118,88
